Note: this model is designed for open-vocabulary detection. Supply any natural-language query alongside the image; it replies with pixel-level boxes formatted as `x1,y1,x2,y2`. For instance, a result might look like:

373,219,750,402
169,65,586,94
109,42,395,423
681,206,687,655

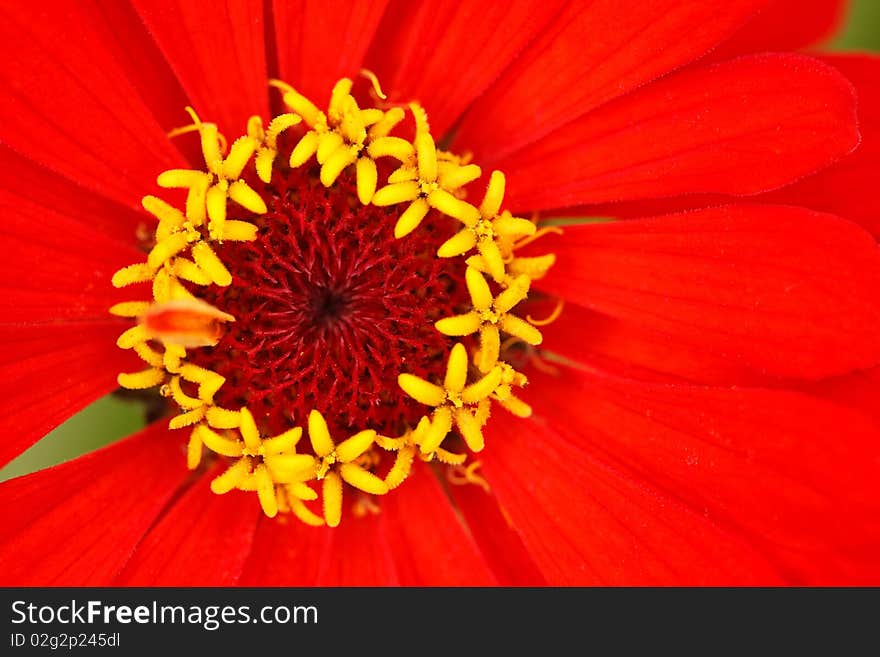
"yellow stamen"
359,68,387,100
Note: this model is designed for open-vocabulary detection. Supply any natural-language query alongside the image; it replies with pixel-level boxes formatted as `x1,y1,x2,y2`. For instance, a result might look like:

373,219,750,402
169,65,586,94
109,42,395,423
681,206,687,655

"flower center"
187,165,468,437
109,75,557,528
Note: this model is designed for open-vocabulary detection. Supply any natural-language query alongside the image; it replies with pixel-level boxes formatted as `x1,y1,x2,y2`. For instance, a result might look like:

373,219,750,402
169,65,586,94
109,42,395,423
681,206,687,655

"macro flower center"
110,74,557,527
187,166,469,437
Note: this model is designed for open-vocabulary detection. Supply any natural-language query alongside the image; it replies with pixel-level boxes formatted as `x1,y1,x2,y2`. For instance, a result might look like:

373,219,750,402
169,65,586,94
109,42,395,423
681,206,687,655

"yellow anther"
266,113,301,146
116,324,150,350
336,429,378,463
179,363,225,403
206,180,228,240
478,324,502,373
255,149,276,183
495,274,531,313
434,447,468,466
147,231,191,270
479,171,506,218
169,406,206,429
397,374,446,407
499,314,543,346
322,471,343,528
239,407,262,452
168,375,202,410
328,78,354,123
453,408,484,451
461,366,503,405
507,253,557,280
117,368,164,390
281,88,326,126
255,464,279,518
438,163,482,191
112,263,153,288
211,458,251,494
197,424,244,457
384,445,416,489
307,409,335,459
372,179,419,207
367,136,414,162
427,189,480,224
171,258,211,285
288,481,318,502
444,343,469,394
393,198,430,239
339,463,388,495
368,107,406,140
184,174,211,226
419,406,453,454
387,166,419,184
142,195,186,228
320,145,358,187
222,136,258,180
289,130,320,167
191,242,232,286
109,301,151,318
256,113,302,182
132,342,164,368
157,168,207,189
205,405,241,429
187,427,203,470
356,157,378,205
466,266,493,310
228,179,268,214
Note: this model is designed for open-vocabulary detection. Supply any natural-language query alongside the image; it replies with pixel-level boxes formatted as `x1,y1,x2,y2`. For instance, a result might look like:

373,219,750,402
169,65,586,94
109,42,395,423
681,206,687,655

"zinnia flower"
1,0,878,586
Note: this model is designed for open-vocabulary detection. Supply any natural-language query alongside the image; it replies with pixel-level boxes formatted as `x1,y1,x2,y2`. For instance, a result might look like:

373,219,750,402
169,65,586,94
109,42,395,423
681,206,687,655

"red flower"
1,0,879,585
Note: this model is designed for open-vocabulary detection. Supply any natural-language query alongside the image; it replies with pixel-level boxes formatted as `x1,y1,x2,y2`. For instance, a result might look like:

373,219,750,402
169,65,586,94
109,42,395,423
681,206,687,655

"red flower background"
0,0,878,585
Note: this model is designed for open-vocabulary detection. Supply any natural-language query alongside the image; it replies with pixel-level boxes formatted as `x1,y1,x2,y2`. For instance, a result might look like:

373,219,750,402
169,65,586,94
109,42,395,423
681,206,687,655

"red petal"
379,463,497,585
532,205,880,379
541,300,770,387
0,2,185,211
445,482,547,585
711,0,847,60
0,423,189,585
238,516,329,586
0,145,146,243
240,463,497,585
273,0,390,104
114,466,261,586
500,368,880,584
364,0,565,138
483,381,784,584
759,55,880,236
453,0,765,162
0,147,149,464
499,54,858,211
0,148,146,324
133,0,269,138
800,366,880,425
0,323,140,468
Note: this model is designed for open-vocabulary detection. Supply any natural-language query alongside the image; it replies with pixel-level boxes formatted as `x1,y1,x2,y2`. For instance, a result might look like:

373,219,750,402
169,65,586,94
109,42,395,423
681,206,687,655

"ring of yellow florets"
110,75,557,528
